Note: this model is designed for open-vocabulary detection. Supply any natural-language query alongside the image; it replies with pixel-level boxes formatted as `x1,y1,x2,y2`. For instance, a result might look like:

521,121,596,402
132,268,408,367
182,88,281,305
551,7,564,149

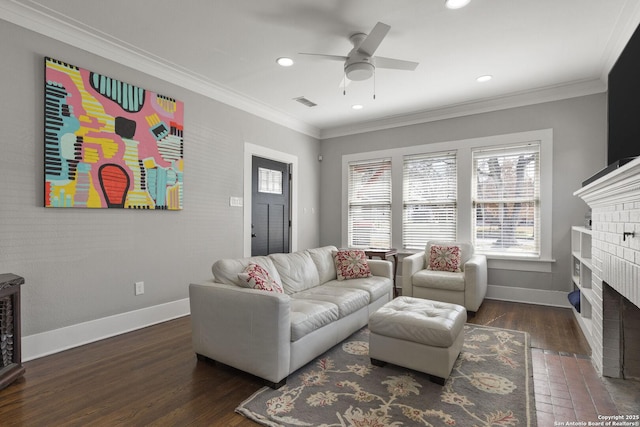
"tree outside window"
472,143,540,256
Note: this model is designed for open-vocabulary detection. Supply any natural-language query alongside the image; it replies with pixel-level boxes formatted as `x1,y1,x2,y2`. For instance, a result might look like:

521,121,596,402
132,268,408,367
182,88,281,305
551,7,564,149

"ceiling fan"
299,22,419,83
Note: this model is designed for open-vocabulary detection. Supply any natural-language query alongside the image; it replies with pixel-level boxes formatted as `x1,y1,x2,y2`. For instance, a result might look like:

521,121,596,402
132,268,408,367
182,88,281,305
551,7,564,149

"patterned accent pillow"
238,263,284,293
427,245,462,272
333,250,372,281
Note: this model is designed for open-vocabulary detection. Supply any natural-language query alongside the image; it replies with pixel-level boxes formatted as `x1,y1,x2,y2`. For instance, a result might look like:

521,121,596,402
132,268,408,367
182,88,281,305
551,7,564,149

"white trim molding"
22,298,190,361
487,285,571,308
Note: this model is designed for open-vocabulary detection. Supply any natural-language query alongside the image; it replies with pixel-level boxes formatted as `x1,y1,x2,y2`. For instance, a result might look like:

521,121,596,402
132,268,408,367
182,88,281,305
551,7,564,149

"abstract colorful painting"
44,57,184,209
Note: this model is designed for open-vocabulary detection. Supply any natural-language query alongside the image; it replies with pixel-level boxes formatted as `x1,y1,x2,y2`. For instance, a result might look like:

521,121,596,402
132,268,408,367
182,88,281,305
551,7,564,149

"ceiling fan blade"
298,53,348,62
374,56,419,71
357,22,390,56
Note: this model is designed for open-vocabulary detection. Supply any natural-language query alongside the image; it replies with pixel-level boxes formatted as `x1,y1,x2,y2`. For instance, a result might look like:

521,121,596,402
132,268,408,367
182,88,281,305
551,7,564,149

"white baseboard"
486,285,571,308
22,298,190,361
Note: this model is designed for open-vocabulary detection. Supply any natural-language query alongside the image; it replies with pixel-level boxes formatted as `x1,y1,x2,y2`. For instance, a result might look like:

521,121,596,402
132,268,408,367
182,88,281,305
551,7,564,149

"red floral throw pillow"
238,263,284,293
333,250,372,281
427,245,462,272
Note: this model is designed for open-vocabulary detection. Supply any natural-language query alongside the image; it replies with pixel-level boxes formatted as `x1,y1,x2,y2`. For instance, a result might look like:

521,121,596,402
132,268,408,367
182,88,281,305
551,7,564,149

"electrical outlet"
135,281,144,296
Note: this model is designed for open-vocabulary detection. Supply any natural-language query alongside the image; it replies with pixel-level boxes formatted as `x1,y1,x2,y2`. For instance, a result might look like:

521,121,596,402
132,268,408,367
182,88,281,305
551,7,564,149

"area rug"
236,324,536,426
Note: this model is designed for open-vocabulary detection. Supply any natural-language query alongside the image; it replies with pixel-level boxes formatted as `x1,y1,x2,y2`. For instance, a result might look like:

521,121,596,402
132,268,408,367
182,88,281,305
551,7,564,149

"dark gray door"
251,156,291,256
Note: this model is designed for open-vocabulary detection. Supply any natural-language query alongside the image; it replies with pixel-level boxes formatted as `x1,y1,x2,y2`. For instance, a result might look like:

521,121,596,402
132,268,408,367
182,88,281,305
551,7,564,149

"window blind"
402,152,457,250
348,158,392,248
472,143,540,256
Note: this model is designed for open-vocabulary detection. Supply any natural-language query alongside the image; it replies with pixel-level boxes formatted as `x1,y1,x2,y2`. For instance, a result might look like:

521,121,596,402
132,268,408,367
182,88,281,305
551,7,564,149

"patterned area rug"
236,325,536,427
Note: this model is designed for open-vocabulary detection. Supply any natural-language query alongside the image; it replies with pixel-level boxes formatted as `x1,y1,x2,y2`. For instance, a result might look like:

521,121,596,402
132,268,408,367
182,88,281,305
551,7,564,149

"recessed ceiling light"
276,57,294,67
445,0,471,9
476,75,493,83
351,104,364,110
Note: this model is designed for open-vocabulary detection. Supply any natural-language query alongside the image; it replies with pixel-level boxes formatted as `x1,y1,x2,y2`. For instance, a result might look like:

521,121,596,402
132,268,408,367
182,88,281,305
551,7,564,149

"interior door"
251,156,291,256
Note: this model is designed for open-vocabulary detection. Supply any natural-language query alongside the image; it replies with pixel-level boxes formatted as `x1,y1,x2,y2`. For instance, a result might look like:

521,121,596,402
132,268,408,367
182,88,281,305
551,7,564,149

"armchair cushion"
425,241,473,269
412,269,465,291
427,244,461,272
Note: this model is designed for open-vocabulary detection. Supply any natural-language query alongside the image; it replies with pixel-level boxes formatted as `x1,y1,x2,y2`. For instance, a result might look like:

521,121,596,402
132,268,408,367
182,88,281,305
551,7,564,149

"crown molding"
0,0,321,139
599,0,640,80
320,78,607,139
2,0,636,142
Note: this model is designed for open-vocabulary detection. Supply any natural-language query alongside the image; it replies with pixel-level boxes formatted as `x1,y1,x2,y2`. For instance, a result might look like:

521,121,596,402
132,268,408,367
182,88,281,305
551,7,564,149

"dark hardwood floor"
0,300,590,426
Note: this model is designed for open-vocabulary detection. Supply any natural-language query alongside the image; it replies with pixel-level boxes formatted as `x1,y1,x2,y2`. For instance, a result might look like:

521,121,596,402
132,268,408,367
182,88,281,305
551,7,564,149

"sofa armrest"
401,252,426,297
463,254,488,312
367,259,393,279
189,280,291,384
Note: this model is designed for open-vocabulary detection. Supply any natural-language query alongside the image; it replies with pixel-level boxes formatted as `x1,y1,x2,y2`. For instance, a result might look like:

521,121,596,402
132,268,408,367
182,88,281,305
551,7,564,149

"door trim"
244,143,298,257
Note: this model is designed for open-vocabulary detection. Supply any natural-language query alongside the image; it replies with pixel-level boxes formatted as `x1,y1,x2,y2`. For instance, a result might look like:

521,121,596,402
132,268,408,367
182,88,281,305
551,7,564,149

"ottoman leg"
429,375,446,386
370,358,387,367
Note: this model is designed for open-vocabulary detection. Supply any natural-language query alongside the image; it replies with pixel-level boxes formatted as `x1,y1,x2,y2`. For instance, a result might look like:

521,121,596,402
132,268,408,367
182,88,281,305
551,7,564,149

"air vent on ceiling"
293,96,317,107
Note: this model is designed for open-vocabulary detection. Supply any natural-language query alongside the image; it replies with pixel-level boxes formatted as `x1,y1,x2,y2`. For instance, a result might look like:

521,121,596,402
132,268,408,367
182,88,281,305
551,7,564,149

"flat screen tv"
607,22,640,165
583,22,640,186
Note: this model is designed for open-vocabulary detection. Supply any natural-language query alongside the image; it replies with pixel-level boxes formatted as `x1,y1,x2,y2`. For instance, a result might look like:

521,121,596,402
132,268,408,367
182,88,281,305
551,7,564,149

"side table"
0,273,25,390
364,248,399,297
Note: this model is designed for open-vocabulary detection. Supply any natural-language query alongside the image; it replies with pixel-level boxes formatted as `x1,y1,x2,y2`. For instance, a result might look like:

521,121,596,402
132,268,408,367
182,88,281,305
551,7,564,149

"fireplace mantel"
574,157,640,206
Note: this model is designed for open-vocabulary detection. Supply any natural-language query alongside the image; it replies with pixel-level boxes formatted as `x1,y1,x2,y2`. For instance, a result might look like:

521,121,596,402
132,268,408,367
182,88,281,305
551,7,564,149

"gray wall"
0,21,320,336
319,94,607,293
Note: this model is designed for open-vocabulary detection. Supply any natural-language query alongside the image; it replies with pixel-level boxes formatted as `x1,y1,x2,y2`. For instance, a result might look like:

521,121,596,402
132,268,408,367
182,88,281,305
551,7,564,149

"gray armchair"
402,241,487,313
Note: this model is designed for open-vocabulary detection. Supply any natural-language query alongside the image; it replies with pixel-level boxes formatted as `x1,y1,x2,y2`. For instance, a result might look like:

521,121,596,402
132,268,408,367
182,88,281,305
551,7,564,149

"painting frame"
44,57,184,210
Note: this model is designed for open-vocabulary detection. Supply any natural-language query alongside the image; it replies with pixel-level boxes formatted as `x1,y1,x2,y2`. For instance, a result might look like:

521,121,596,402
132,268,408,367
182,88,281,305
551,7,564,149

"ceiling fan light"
476,74,493,82
345,62,374,81
445,0,471,9
352,104,364,110
276,57,294,67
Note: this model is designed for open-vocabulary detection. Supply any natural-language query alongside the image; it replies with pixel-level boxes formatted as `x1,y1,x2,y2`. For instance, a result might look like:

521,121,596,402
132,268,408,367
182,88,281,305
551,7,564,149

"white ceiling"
2,0,640,138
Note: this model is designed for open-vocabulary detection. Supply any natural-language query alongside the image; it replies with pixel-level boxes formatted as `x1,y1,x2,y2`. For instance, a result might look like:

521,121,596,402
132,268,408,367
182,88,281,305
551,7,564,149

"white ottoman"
368,296,467,385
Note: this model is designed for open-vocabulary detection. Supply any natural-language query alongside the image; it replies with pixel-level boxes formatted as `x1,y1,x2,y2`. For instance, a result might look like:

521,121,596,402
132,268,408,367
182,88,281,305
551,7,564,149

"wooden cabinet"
0,273,25,390
570,226,594,351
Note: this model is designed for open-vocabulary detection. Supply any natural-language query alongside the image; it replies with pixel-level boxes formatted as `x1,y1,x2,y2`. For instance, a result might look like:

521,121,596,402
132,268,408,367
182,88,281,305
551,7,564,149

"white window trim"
341,129,554,272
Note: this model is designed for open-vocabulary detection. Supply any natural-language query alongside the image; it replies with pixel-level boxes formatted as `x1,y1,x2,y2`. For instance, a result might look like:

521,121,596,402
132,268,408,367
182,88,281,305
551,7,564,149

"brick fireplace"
574,157,640,379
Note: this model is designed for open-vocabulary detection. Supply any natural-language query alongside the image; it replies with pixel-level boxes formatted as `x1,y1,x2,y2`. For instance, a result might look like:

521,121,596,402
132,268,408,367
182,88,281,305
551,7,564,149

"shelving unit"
570,226,594,351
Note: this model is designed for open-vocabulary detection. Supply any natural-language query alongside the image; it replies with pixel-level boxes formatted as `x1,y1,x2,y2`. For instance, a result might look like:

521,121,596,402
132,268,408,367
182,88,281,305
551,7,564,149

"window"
342,129,552,267
347,158,392,248
258,167,282,194
472,143,540,256
403,152,457,250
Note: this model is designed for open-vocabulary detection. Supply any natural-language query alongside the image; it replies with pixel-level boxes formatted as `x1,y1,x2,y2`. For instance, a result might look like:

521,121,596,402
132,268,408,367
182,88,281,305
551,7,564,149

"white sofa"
189,245,393,388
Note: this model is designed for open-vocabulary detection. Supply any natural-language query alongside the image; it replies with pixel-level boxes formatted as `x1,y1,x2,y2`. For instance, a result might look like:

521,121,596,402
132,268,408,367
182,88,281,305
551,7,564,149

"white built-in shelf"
570,226,594,351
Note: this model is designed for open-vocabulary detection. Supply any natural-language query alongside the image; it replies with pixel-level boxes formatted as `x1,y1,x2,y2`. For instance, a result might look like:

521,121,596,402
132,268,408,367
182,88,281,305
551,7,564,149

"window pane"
258,167,282,194
472,143,540,256
348,159,391,248
403,152,457,250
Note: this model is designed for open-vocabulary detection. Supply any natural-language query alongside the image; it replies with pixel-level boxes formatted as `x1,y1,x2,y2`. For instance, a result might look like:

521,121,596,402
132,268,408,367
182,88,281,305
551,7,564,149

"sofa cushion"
306,246,338,284
292,286,370,317
412,269,465,291
290,299,339,342
237,263,284,293
333,249,372,280
323,276,391,302
427,244,461,272
212,256,282,288
270,251,320,294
